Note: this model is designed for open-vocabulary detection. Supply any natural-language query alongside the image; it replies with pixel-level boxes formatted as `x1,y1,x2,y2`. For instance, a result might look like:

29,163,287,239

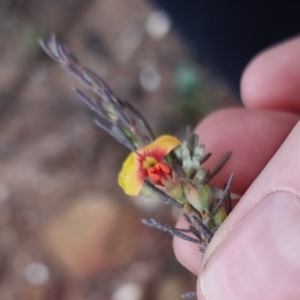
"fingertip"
241,36,300,112
195,108,298,194
198,128,300,299
173,216,202,275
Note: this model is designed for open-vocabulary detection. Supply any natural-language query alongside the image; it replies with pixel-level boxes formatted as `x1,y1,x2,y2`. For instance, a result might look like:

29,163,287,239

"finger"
241,36,300,112
173,216,202,275
173,108,298,275
194,108,298,194
198,120,300,300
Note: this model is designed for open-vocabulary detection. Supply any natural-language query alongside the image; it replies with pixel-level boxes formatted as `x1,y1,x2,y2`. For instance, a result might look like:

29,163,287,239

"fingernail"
199,192,300,300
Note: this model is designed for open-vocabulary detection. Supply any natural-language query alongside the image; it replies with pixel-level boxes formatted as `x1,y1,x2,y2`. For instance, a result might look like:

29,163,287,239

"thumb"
198,120,300,300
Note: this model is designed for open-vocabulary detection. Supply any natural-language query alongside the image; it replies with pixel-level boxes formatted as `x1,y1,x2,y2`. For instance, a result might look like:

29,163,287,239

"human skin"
173,36,300,299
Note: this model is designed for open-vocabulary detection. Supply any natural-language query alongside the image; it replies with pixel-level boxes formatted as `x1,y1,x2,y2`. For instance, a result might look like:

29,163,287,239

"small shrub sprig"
40,36,234,299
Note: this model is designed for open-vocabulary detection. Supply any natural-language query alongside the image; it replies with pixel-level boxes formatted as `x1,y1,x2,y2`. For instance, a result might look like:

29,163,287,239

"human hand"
174,36,300,300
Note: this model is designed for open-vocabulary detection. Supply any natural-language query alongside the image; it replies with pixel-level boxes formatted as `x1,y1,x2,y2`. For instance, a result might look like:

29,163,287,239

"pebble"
24,261,50,286
146,10,172,40
112,282,143,300
44,193,142,277
139,67,161,92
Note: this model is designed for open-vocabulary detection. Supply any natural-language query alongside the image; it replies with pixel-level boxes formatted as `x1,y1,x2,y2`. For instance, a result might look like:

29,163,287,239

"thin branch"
207,151,231,180
144,181,183,209
181,292,197,299
74,89,109,121
94,119,136,151
123,101,155,141
191,215,213,241
200,152,212,165
141,219,201,244
212,173,234,216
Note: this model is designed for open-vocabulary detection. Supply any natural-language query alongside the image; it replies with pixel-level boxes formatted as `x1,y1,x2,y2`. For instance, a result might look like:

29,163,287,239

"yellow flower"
118,135,181,196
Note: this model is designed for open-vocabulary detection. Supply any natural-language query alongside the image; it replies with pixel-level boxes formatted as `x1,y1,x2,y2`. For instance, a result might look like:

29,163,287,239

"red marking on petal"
154,164,160,171
148,166,156,173
148,173,160,182
158,162,171,174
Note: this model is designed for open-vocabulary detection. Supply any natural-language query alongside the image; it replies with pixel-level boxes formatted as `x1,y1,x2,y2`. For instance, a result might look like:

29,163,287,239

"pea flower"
118,135,181,196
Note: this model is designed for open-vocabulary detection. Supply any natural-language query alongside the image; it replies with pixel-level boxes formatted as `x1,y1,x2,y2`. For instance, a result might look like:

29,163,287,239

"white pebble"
24,262,50,285
112,283,143,300
146,10,171,40
139,68,161,92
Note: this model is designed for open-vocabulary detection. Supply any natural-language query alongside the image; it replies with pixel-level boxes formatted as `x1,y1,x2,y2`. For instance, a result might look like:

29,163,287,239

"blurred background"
0,0,237,299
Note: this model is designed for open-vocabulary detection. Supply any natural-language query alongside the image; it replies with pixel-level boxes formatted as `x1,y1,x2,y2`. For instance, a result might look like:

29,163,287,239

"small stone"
156,276,189,300
24,262,50,286
112,282,143,300
139,68,161,92
44,193,141,277
146,10,171,40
